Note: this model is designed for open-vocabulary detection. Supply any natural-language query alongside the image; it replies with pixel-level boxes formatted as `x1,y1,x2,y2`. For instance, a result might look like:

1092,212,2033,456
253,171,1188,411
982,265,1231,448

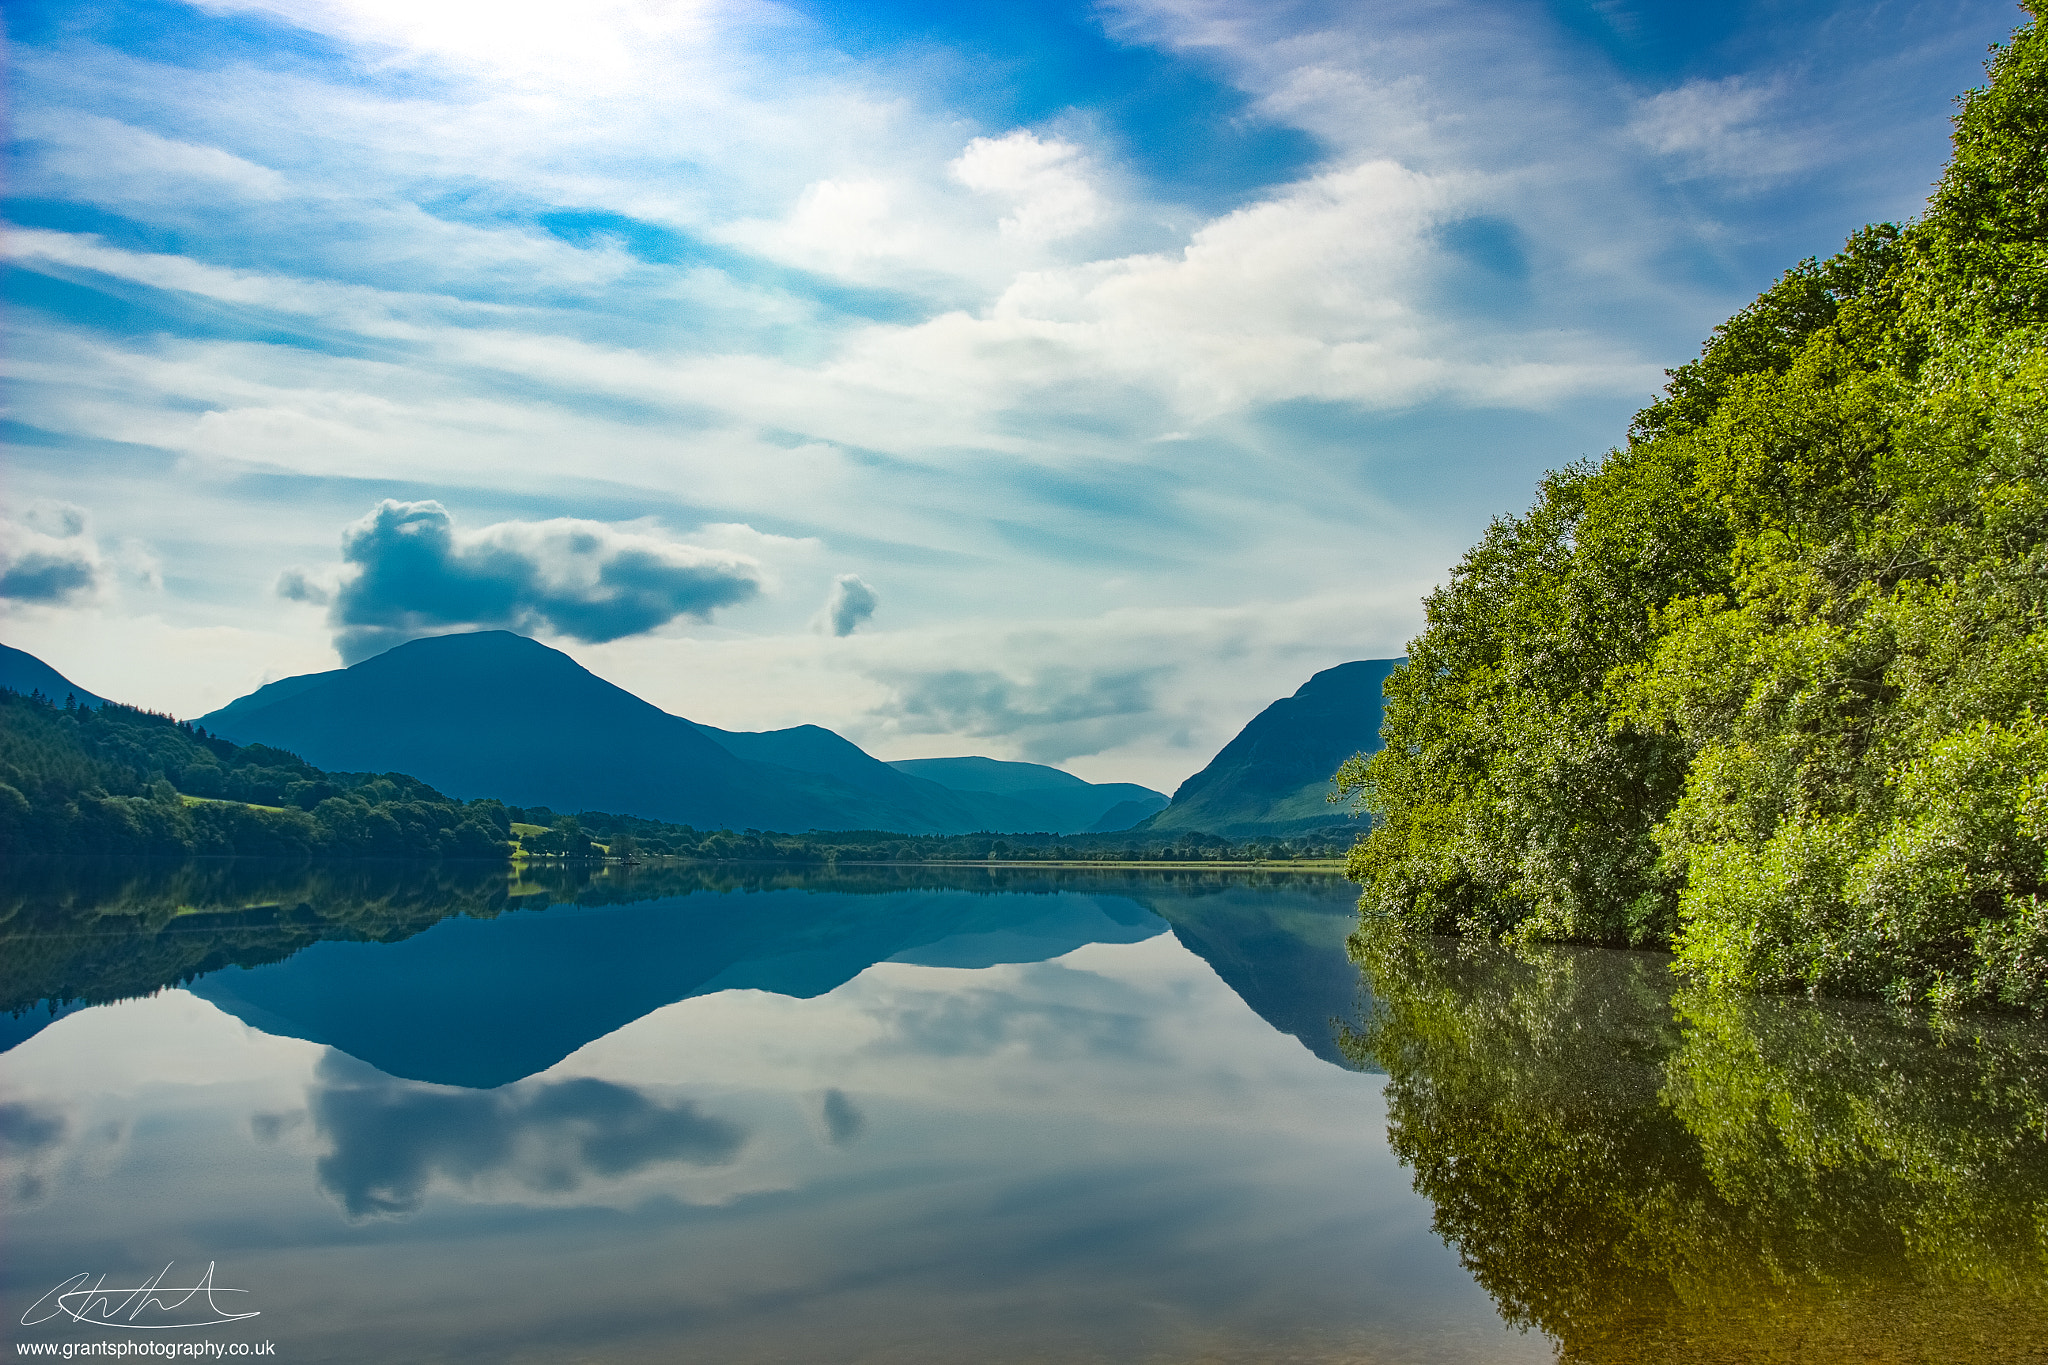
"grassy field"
179,794,289,814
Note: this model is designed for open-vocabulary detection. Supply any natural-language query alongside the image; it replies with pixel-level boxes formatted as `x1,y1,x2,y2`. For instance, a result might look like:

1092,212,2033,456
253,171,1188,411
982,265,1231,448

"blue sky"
0,0,2023,788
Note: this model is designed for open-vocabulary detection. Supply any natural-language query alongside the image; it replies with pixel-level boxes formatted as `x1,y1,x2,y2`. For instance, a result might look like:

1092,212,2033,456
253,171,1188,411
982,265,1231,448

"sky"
0,0,2025,791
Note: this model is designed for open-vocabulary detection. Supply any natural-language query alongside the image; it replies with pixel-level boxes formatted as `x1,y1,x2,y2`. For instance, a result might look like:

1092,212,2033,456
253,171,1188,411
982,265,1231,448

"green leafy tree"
1340,12,2048,1009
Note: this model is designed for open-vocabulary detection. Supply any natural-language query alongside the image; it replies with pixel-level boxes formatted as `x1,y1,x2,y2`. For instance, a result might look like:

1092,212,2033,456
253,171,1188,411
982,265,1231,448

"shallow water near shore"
2,858,2044,1363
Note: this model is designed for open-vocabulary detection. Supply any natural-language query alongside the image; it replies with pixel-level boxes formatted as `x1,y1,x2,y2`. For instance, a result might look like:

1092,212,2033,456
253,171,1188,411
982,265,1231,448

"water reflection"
3,858,1371,1086
3,869,1485,1365
300,1052,747,1217
0,1100,66,1202
819,1088,864,1146
1347,929,2048,1361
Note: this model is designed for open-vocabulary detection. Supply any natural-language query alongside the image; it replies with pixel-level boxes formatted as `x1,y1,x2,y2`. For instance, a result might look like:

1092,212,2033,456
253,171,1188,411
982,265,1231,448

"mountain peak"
198,630,761,825
198,630,1168,835
890,756,1093,795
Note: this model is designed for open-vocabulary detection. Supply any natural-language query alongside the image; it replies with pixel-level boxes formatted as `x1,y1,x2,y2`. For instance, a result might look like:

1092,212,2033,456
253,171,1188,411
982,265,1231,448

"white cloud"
951,131,1105,243
1,502,103,606
1628,77,1811,187
13,111,289,205
317,500,768,662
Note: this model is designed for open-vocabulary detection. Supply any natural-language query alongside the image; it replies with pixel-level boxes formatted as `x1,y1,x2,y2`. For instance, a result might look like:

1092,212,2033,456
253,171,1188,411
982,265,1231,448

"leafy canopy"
1339,11,2048,1010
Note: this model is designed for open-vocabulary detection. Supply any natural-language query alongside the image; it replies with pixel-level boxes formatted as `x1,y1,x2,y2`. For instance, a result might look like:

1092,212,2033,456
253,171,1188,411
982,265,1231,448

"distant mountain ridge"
6,634,1384,840
890,757,1166,834
0,643,108,708
1141,659,1401,839
194,631,1162,835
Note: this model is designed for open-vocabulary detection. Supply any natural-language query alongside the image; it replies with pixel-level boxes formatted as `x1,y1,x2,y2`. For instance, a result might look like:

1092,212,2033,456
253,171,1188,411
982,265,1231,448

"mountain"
0,643,108,708
1085,798,1165,834
0,861,1370,1075
1142,659,1402,839
708,723,925,799
893,757,1093,795
198,631,1164,835
891,756,1167,833
1143,880,1377,1068
198,631,825,829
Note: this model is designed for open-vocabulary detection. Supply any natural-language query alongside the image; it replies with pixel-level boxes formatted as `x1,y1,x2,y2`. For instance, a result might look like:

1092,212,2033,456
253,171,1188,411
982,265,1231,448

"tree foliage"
1345,929,2048,1360
0,688,511,859
1340,14,2048,1010
509,805,1351,864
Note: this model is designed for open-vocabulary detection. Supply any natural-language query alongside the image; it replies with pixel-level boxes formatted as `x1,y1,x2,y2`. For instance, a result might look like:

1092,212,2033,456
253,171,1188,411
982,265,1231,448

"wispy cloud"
871,663,1168,763
3,0,2016,783
1628,76,1813,189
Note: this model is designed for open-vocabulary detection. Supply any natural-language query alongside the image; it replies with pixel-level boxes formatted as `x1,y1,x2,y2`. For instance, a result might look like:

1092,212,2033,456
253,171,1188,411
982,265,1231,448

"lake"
2,859,2045,1363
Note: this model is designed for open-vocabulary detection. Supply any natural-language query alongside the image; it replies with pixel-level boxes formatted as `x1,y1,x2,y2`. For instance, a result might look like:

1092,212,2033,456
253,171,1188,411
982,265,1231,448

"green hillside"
0,687,511,859
1340,16,2048,1012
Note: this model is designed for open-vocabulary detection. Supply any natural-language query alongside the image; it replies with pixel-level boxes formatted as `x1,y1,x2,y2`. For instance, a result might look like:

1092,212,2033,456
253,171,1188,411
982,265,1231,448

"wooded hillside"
0,687,512,859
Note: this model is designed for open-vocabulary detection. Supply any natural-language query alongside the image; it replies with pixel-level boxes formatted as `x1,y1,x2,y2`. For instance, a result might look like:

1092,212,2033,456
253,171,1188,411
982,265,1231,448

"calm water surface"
2,859,2045,1363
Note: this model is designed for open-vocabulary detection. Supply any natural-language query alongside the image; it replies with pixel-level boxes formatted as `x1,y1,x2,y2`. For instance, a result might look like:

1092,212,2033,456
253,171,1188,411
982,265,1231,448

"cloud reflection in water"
820,1089,865,1146
0,1099,68,1203
301,1051,748,1218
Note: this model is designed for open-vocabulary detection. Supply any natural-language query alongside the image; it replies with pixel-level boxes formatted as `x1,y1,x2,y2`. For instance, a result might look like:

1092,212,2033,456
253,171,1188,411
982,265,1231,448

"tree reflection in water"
1345,928,2048,1363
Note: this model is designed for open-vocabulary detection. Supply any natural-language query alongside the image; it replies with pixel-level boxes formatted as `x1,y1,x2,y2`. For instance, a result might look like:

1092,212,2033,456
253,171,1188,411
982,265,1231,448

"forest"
1338,14,2048,1011
0,687,512,859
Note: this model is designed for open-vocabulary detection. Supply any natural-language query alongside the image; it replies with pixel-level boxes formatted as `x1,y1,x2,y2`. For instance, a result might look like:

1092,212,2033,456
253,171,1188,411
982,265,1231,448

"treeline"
1340,16,2048,1011
509,805,1348,864
0,688,511,859
0,686,1338,866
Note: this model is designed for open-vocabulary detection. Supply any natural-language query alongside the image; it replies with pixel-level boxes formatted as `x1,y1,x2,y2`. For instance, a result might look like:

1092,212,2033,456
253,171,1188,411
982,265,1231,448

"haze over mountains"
5,630,1395,840
196,631,1167,836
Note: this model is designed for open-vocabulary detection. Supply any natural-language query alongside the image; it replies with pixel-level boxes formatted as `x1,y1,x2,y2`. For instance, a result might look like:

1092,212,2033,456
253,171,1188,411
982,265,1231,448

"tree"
1339,12,2048,1008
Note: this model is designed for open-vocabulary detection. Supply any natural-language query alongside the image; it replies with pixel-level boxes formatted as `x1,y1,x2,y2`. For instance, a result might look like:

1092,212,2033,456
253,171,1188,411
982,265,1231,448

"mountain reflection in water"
0,858,1371,1084
1349,929,2048,1363
5,858,2048,1362
7,859,1488,1365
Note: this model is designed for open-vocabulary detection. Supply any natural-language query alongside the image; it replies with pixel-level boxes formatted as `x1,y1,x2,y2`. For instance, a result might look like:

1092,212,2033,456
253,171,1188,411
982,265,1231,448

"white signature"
20,1262,260,1330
